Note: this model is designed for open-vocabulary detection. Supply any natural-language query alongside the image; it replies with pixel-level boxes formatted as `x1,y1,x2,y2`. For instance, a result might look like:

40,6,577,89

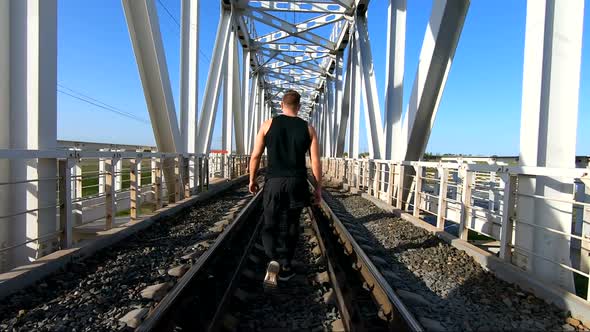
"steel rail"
311,181,424,332
306,204,360,331
136,189,264,332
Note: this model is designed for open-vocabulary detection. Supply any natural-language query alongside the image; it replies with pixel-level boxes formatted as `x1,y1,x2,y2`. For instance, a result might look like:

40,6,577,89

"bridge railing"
322,157,590,302
0,149,256,273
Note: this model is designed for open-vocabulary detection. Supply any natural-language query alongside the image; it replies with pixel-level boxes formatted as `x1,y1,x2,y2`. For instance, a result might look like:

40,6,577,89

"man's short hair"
282,90,301,108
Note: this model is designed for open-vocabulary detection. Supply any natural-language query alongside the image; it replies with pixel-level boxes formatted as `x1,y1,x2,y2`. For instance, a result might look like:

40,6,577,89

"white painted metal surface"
516,0,585,292
384,0,406,161
401,0,469,161
0,0,58,270
180,0,199,189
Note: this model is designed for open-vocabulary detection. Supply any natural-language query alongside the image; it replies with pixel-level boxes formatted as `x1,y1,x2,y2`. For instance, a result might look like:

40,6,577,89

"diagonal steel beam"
401,0,469,161
255,12,344,45
243,9,336,50
122,0,181,153
196,8,232,154
247,1,347,13
259,43,331,53
356,15,384,158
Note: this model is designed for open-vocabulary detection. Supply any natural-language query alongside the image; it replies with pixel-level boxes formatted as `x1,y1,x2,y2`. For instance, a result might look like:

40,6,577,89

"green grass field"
80,160,152,197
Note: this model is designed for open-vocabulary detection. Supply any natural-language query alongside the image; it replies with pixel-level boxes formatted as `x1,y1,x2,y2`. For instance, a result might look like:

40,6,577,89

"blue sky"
57,0,589,156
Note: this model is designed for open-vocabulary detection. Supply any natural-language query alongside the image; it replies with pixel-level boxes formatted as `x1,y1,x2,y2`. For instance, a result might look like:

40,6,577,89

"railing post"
205,157,210,189
154,157,163,210
397,164,405,210
372,161,378,197
105,157,117,230
459,167,474,240
99,153,106,195
172,157,180,203
499,172,516,262
489,171,501,212
413,165,423,217
436,167,449,229
451,169,460,200
345,160,349,184
137,155,142,194
183,156,190,198
114,156,122,192
387,163,395,205
198,156,204,193
364,160,369,191
58,158,73,248
332,158,336,179
231,155,236,179
130,157,140,221
73,160,83,226
355,161,361,191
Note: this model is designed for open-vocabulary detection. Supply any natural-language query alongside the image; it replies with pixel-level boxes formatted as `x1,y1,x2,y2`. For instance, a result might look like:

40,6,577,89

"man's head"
281,90,301,114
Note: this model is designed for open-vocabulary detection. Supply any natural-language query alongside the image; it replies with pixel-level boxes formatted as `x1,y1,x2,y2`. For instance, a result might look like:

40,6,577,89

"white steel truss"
1,1,587,302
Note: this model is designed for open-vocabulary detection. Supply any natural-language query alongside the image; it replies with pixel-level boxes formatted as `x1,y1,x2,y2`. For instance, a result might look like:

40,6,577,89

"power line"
157,0,180,26
57,85,150,124
156,0,211,64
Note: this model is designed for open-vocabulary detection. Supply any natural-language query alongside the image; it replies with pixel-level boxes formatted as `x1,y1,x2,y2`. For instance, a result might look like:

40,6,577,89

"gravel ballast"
326,187,587,332
233,212,342,331
0,187,250,332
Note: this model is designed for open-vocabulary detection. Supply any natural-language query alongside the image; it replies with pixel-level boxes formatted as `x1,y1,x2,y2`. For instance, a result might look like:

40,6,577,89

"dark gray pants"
261,177,309,268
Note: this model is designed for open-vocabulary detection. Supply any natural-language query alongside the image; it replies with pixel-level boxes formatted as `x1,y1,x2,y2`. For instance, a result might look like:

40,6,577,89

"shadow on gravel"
324,191,449,329
0,191,248,330
324,188,570,332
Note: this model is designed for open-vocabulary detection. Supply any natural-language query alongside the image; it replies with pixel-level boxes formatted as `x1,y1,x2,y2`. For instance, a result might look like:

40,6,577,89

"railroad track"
138,181,422,332
0,182,252,331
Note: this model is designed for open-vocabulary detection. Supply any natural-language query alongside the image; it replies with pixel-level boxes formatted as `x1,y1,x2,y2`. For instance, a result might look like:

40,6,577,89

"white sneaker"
263,260,280,288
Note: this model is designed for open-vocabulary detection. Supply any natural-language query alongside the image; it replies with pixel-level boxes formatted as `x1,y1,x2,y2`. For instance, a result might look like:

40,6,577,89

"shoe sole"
263,261,280,289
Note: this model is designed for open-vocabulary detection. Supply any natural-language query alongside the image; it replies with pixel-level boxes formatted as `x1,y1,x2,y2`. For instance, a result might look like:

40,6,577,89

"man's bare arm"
308,126,322,202
248,120,271,193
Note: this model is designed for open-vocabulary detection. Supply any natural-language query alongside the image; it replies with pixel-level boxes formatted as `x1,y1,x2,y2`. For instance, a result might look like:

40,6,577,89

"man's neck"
282,109,298,117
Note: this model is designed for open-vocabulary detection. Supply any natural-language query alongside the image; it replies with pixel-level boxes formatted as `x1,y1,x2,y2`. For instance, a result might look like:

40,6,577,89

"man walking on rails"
248,89,322,288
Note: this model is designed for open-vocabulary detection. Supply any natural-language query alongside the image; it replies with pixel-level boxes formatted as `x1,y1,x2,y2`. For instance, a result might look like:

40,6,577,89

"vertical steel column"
246,74,259,152
222,31,234,177
0,0,9,271
325,82,334,157
515,0,584,292
180,0,199,189
0,0,58,267
336,46,352,157
231,30,245,154
242,50,251,152
384,0,406,161
333,52,344,157
348,38,361,159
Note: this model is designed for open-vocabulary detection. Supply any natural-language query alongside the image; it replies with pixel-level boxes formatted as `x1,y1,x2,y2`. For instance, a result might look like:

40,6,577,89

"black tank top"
264,115,311,178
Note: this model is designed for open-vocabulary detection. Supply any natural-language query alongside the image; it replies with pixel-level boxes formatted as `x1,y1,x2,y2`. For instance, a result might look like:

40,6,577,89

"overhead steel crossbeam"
260,43,332,53
233,0,351,117
248,1,348,14
244,9,336,50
